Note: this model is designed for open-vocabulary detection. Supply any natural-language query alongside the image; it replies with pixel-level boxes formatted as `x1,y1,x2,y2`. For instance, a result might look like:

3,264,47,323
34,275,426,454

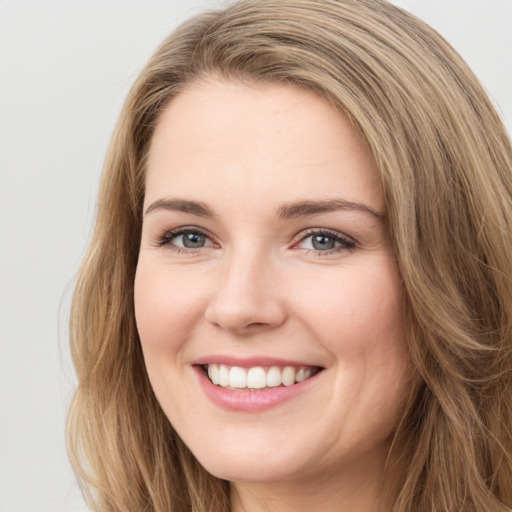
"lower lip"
194,366,322,412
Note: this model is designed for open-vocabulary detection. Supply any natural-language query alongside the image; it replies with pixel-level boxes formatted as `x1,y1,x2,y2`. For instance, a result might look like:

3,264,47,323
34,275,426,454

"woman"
67,1,512,511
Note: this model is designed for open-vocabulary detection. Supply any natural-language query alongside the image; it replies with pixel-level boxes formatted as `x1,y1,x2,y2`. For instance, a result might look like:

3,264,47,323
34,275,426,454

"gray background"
0,1,510,511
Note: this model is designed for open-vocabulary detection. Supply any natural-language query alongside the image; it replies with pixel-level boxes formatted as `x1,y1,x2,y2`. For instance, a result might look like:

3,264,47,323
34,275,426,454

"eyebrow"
276,199,384,220
145,198,215,217
144,197,384,220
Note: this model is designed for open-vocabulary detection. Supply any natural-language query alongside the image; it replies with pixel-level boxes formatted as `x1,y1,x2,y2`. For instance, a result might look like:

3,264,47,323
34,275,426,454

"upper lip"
193,355,323,368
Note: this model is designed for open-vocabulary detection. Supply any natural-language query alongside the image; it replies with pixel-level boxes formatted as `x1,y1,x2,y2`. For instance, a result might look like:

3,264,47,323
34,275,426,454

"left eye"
296,231,355,252
158,229,214,249
174,231,210,248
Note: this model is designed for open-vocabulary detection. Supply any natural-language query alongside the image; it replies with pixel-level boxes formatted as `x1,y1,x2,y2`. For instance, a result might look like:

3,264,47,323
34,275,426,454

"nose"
204,248,287,335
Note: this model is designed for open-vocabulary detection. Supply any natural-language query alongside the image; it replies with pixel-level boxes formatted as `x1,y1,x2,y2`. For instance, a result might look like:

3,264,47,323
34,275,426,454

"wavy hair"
67,1,512,510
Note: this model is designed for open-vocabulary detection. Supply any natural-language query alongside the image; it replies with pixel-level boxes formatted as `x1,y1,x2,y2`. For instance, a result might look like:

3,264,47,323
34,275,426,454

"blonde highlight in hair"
67,1,512,510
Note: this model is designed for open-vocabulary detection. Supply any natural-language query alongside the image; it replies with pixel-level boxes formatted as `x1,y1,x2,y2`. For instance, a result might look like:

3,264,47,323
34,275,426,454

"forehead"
145,79,384,215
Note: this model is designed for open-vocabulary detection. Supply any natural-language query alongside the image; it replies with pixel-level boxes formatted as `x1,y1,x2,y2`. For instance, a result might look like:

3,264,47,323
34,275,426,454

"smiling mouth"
202,364,322,390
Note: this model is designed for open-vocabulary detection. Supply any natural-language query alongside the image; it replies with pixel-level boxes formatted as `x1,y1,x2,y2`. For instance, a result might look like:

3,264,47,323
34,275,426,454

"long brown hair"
67,1,512,510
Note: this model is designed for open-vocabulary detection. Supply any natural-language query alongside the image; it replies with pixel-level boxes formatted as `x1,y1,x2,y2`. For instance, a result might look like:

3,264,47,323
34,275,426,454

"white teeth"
266,366,282,387
219,365,230,387
205,364,317,389
281,366,295,387
247,367,266,389
208,364,220,385
229,366,247,388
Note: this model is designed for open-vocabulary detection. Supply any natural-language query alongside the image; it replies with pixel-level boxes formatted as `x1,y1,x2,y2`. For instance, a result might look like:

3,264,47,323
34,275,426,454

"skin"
134,78,410,512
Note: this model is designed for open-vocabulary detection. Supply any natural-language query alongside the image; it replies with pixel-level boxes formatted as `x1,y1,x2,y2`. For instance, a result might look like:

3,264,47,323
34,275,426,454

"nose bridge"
205,242,285,333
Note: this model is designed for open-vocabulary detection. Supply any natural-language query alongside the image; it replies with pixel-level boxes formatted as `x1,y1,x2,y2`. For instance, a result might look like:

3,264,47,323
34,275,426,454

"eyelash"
154,226,356,256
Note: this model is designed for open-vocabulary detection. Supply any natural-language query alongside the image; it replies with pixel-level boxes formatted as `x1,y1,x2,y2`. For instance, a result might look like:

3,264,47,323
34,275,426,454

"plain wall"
0,1,510,510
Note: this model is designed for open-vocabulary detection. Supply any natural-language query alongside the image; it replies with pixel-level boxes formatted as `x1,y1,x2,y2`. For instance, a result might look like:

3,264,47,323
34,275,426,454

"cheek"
134,262,205,356
293,259,405,347
293,259,410,404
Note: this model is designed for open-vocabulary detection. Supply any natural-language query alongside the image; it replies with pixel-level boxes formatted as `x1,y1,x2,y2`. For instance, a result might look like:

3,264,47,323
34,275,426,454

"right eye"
157,228,214,251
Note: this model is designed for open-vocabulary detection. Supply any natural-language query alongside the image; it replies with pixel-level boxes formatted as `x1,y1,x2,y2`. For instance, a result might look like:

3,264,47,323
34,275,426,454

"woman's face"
135,79,410,488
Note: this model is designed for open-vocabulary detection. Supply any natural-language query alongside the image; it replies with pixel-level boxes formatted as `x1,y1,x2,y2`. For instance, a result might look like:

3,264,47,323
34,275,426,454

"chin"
188,430,357,487
180,429,311,483
198,453,308,484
